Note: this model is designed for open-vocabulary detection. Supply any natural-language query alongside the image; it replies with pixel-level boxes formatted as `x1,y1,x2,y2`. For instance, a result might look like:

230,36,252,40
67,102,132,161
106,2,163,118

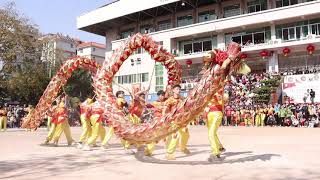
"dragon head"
203,42,251,77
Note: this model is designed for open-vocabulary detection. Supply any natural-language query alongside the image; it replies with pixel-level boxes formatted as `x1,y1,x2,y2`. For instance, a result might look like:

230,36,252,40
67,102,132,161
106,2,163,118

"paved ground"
0,126,320,180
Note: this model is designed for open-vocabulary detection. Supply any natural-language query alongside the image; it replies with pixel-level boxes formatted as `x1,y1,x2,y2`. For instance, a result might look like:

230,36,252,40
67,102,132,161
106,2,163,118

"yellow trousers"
86,114,105,145
46,123,57,142
52,121,73,145
244,118,251,126
207,111,223,156
167,127,189,154
119,114,142,149
47,117,52,131
78,114,92,143
0,116,7,131
255,114,265,126
102,126,114,146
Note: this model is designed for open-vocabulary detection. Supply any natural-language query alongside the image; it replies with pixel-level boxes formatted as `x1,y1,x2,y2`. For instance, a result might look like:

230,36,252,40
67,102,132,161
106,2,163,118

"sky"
0,0,115,44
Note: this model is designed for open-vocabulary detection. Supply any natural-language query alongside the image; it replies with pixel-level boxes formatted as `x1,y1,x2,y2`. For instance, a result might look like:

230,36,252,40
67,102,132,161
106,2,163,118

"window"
226,27,271,46
158,20,172,31
141,73,148,82
193,42,202,53
79,48,83,53
179,37,216,55
223,4,240,18
198,10,216,23
92,47,96,52
247,0,267,13
140,25,154,34
70,44,74,48
155,63,164,92
121,28,134,39
115,73,149,84
177,15,193,27
203,41,212,51
184,43,193,54
276,0,298,8
276,19,320,41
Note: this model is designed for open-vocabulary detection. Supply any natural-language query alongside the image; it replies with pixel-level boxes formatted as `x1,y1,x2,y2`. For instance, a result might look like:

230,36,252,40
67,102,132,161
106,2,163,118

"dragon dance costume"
78,98,94,146
0,108,7,131
44,106,58,144
144,98,166,156
101,97,127,148
204,89,228,160
52,102,73,146
165,96,190,160
83,102,106,150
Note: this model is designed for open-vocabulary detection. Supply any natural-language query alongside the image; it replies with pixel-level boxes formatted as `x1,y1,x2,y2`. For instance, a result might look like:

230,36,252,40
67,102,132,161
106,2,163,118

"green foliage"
0,2,49,105
6,62,50,105
253,76,281,104
64,69,94,100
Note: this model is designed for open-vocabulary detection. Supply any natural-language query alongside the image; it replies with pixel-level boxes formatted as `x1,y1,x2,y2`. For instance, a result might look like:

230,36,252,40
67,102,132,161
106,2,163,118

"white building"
77,42,106,64
77,0,320,99
41,33,80,77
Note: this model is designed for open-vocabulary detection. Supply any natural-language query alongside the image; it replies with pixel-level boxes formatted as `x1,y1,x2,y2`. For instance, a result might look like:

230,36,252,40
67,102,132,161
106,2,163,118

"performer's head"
116,91,125,98
157,90,165,101
172,84,181,96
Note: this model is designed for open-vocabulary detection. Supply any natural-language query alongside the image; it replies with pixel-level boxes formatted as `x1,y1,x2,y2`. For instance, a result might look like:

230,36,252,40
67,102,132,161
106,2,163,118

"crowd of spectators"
0,104,29,129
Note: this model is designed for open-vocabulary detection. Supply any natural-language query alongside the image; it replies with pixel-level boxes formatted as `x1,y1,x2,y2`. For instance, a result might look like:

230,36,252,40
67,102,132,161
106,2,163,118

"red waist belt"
209,105,223,112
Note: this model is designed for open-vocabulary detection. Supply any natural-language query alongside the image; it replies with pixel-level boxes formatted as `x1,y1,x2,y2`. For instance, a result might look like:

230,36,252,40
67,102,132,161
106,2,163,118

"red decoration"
240,53,248,59
307,44,315,55
260,50,269,59
215,50,229,66
186,59,192,67
282,47,291,57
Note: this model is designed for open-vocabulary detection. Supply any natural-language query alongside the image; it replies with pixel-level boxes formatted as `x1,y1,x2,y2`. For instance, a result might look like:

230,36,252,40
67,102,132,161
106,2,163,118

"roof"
77,0,181,30
77,42,106,49
42,33,80,43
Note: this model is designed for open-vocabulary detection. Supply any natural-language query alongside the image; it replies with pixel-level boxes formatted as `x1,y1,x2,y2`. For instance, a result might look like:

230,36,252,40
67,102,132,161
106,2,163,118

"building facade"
77,42,106,64
77,0,320,97
41,33,80,77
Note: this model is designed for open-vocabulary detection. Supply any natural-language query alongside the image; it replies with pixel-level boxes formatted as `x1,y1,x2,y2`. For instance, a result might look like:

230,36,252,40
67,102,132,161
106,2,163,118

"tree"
64,69,94,101
0,2,49,104
253,76,281,104
6,62,50,105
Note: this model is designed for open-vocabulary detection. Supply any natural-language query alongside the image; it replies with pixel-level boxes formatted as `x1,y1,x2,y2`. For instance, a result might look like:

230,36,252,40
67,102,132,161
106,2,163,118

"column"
267,51,279,73
270,23,276,41
217,32,226,50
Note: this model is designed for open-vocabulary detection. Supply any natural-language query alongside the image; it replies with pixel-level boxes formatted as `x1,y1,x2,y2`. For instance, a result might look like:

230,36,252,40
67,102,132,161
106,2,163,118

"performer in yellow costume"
82,101,106,151
165,84,190,160
144,90,167,156
0,106,8,132
77,98,94,148
43,102,59,145
204,88,228,162
101,91,128,149
120,90,146,153
52,99,74,146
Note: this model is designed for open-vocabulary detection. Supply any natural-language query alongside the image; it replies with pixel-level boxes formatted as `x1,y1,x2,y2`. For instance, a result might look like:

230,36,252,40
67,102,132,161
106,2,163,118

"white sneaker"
82,144,92,151
124,149,135,155
76,143,83,149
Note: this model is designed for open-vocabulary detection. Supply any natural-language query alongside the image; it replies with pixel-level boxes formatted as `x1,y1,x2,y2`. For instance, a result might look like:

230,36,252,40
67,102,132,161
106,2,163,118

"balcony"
111,1,320,45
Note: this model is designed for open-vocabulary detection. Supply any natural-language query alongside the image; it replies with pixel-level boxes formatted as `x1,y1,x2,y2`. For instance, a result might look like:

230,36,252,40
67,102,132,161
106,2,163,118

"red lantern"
240,53,248,59
282,47,291,57
260,50,269,59
307,44,315,55
186,59,192,67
